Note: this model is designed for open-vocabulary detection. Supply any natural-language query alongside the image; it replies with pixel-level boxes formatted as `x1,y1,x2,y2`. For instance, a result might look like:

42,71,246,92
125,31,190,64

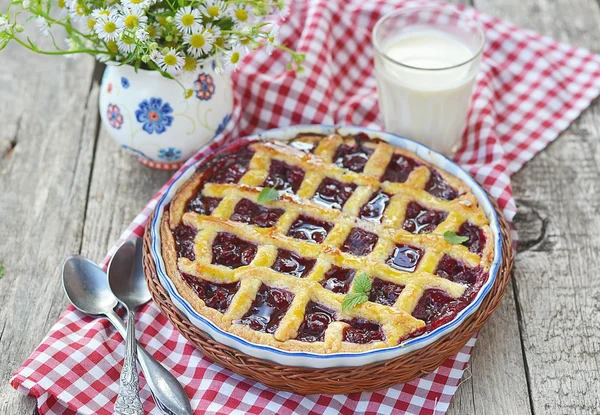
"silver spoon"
63,255,193,415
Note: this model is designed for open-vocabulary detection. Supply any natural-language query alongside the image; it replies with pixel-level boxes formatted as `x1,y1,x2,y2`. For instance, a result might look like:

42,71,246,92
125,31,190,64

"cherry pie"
161,133,494,353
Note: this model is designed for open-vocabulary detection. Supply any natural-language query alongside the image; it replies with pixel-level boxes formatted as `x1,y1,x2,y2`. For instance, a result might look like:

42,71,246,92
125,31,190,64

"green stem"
12,35,109,55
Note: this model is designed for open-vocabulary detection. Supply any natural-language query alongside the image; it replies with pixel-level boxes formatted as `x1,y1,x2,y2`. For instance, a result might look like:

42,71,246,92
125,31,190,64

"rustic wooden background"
1,0,599,413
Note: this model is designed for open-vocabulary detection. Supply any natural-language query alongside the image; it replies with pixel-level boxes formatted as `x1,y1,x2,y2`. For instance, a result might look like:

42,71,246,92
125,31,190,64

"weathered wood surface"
1,0,600,414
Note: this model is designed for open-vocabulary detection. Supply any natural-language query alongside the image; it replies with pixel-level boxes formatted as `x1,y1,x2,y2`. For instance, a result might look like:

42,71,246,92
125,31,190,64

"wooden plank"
470,0,600,413
80,120,172,263
0,29,98,415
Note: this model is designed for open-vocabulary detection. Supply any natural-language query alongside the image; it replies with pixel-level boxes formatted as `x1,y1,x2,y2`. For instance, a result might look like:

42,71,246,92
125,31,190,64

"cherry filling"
295,302,336,342
271,249,316,278
369,278,404,306
211,232,257,269
387,244,424,272
425,169,458,201
185,194,222,215
435,254,482,286
403,201,448,234
181,273,239,313
333,144,374,173
457,222,486,254
287,215,333,244
342,318,385,344
173,225,197,260
262,159,305,193
230,198,284,228
358,191,391,223
320,266,355,294
204,147,254,184
381,154,419,183
341,228,379,256
312,178,357,210
238,284,294,333
411,289,459,329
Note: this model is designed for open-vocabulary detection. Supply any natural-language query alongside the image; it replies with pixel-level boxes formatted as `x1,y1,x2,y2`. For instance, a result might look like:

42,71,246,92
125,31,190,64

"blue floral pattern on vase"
215,113,232,137
121,77,130,88
135,98,174,134
194,73,215,101
157,147,182,161
107,104,123,129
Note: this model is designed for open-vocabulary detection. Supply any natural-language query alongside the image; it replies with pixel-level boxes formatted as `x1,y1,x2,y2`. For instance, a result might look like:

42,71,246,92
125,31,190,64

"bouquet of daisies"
0,0,302,79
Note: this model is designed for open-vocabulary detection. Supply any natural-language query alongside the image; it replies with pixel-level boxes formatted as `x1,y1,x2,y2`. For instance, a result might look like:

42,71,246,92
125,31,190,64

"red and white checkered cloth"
11,0,600,413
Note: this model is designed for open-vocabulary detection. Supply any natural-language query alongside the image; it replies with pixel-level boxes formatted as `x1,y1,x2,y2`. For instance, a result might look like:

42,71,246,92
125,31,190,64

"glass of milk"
372,7,485,155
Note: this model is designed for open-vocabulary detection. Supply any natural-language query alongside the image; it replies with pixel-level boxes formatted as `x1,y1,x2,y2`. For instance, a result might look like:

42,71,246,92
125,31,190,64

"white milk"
374,29,479,155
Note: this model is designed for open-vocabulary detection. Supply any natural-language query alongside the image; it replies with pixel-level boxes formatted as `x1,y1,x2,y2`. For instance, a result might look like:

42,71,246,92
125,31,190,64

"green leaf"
342,293,368,312
257,187,279,203
352,272,371,294
444,231,469,245
0,263,4,279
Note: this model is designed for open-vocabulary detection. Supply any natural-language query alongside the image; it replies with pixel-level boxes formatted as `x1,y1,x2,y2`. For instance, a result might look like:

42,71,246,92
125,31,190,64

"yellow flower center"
183,56,196,71
234,9,248,22
76,3,85,16
164,54,177,66
230,51,240,64
130,0,143,4
214,36,225,48
189,33,205,48
207,6,220,17
147,26,156,38
87,18,96,30
181,13,194,27
99,9,110,15
107,40,118,52
124,15,138,29
104,21,116,33
123,37,134,45
240,37,250,45
58,0,65,8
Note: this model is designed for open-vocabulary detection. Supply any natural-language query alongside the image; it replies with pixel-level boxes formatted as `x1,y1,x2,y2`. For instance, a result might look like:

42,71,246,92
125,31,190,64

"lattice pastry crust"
161,133,494,353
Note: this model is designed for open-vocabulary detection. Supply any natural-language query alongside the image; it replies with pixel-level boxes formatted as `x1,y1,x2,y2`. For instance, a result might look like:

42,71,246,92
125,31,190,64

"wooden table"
1,0,599,413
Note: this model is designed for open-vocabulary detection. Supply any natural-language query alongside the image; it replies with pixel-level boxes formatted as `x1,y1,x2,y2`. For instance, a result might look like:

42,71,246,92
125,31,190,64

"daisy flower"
174,6,201,34
121,0,151,12
229,5,250,27
265,24,279,55
94,14,120,41
35,16,51,36
116,7,147,31
182,55,200,72
135,28,149,41
68,2,88,23
183,28,213,57
91,8,113,19
201,0,227,20
117,35,136,54
223,47,243,72
153,48,184,75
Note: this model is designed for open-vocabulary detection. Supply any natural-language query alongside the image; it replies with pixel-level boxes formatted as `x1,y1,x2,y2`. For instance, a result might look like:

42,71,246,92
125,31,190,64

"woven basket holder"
142,195,513,395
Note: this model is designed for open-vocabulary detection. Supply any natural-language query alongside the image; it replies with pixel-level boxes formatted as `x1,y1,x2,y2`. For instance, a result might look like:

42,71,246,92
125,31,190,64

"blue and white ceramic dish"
149,125,503,368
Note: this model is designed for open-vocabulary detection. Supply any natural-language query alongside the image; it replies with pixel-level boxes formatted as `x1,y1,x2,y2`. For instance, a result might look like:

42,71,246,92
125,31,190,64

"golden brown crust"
159,134,495,353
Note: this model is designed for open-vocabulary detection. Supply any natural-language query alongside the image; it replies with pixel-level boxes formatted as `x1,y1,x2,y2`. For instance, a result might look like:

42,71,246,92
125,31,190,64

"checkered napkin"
11,0,600,413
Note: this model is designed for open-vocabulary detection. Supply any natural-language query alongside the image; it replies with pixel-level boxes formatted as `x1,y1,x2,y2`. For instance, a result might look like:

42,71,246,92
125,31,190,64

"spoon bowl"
108,238,151,310
63,256,118,315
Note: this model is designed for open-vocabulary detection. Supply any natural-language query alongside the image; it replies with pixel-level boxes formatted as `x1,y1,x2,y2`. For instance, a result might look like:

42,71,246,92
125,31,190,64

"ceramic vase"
99,61,233,170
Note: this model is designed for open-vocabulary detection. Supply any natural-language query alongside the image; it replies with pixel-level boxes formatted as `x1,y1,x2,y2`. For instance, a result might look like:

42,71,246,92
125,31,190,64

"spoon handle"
105,309,193,415
115,311,144,415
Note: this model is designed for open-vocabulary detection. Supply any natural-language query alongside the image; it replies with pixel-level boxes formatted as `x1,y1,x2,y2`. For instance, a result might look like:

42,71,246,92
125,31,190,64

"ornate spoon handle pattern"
114,310,144,415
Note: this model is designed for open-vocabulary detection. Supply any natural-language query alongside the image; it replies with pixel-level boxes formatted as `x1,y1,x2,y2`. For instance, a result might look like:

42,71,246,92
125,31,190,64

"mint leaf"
257,187,280,203
342,293,368,312
352,272,371,294
444,231,469,245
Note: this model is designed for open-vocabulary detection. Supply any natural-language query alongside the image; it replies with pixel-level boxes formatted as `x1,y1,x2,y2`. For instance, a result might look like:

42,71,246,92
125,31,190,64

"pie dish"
154,125,500,365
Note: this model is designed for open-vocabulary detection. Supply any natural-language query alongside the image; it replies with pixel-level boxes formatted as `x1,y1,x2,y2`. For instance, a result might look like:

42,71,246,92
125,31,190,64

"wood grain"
469,0,600,413
0,34,97,415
